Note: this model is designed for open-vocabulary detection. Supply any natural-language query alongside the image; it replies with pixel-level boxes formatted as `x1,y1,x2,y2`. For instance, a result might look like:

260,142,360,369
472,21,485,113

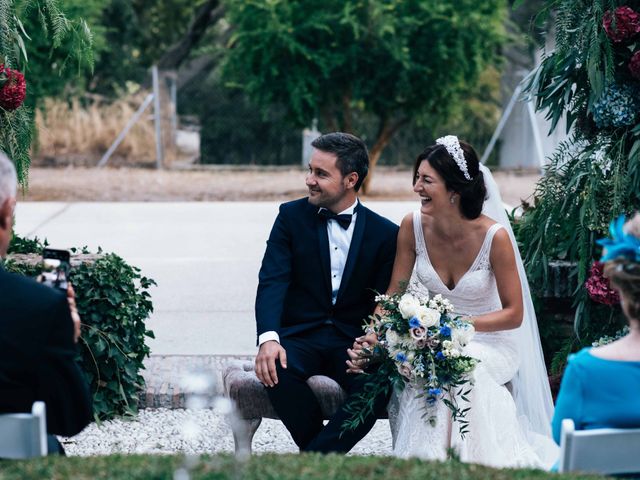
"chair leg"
232,417,261,455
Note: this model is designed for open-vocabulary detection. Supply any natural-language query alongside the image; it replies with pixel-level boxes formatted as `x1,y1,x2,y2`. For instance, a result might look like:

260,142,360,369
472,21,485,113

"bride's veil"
479,163,554,439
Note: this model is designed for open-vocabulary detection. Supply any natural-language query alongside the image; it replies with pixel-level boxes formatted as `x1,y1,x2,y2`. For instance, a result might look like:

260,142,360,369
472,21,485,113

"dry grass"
21,166,540,205
34,95,159,166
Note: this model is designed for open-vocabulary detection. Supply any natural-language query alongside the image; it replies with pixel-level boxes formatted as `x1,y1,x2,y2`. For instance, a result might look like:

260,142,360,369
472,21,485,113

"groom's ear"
344,172,359,190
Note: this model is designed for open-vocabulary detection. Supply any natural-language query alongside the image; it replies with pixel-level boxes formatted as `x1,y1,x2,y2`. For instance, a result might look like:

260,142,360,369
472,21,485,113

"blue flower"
408,316,421,328
395,352,407,363
428,388,442,396
439,325,451,337
591,84,640,129
598,215,640,262
435,351,445,360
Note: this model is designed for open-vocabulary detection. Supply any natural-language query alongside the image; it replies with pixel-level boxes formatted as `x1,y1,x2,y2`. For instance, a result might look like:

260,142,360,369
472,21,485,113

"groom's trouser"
265,323,389,453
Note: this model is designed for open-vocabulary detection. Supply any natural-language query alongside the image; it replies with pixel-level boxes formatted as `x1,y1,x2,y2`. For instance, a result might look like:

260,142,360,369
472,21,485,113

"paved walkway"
14,193,534,407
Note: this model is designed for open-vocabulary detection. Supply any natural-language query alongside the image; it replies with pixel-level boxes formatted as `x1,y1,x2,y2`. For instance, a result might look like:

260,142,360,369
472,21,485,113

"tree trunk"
341,92,353,134
361,117,408,195
157,1,225,71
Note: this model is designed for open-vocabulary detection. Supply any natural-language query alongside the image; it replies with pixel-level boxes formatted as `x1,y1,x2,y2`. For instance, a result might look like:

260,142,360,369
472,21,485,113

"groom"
254,132,398,453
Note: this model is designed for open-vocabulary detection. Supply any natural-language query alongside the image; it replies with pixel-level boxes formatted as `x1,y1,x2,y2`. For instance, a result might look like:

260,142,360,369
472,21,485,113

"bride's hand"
345,332,379,374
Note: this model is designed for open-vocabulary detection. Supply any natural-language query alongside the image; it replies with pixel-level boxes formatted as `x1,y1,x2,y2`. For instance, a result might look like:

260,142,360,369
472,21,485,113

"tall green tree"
222,0,507,191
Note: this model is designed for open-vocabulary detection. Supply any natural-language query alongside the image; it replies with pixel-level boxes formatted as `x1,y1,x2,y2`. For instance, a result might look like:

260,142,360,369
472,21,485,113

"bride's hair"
604,213,640,321
413,140,487,219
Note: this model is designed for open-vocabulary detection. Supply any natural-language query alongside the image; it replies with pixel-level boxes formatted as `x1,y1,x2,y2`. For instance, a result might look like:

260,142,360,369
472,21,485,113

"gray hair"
0,150,17,204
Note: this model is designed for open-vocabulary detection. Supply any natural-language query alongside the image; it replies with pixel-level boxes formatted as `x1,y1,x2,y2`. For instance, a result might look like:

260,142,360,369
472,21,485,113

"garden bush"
4,238,155,420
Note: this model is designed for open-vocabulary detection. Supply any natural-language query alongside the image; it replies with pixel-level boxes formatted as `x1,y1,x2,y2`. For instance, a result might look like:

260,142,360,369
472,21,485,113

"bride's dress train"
389,212,558,469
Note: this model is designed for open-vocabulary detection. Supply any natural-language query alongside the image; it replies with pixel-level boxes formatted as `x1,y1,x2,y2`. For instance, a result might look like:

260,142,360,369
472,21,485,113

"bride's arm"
470,228,524,332
381,213,417,297
346,213,417,373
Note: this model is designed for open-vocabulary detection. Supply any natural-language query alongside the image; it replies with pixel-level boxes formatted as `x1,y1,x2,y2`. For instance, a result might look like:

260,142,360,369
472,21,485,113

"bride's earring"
450,196,455,204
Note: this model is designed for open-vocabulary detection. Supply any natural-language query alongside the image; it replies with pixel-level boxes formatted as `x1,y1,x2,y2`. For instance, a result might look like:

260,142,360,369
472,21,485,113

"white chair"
559,418,640,475
0,401,48,459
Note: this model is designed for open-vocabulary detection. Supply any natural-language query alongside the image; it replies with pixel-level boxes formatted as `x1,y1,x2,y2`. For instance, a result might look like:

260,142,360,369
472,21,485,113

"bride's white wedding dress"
388,211,558,469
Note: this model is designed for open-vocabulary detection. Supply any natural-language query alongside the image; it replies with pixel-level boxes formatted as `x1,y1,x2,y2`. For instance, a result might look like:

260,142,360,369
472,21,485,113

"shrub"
5,238,155,420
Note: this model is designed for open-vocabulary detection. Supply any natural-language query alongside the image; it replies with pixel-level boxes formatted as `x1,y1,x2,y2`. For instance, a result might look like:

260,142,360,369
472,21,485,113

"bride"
348,136,558,468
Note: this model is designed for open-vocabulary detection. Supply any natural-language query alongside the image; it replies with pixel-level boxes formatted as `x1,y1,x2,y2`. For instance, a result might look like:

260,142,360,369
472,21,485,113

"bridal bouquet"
342,291,478,436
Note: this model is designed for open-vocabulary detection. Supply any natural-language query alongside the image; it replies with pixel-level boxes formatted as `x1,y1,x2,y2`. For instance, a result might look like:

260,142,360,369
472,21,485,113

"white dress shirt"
258,199,359,346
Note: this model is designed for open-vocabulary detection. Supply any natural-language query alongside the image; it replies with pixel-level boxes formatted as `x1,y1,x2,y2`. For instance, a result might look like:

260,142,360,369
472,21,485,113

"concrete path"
14,201,415,357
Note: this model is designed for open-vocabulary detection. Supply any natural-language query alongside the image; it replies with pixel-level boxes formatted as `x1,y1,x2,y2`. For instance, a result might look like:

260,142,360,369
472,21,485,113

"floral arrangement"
585,261,621,305
603,6,640,43
0,64,26,111
591,83,640,129
342,290,477,437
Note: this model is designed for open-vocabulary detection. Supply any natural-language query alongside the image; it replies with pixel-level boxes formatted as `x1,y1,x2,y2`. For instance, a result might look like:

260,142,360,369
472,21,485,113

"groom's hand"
255,340,287,387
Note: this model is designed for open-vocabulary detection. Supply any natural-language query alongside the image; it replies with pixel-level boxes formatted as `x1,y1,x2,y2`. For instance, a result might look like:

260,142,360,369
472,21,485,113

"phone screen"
41,248,71,291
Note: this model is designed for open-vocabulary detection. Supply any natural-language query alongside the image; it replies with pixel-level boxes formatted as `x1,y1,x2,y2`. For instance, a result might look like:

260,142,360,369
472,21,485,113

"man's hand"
67,284,81,343
346,333,378,374
255,340,287,387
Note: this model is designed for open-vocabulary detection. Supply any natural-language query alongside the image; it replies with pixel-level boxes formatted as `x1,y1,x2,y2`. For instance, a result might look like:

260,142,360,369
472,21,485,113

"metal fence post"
152,65,164,169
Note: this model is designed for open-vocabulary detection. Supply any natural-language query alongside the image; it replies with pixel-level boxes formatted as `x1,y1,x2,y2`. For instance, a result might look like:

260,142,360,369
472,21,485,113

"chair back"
0,402,48,459
559,418,640,475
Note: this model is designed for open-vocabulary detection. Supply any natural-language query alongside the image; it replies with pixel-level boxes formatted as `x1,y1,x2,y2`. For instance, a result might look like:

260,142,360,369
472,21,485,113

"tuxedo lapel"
336,203,366,302
316,214,332,298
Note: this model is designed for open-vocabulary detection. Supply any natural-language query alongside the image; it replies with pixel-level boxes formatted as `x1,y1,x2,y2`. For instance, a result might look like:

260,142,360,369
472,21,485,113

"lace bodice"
409,210,503,317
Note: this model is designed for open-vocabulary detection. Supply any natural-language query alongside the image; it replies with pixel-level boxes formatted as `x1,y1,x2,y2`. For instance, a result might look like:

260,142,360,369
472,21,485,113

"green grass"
0,454,608,479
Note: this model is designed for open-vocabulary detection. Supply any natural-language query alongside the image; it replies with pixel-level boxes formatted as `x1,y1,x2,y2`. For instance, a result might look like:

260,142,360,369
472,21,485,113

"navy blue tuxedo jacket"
256,197,399,342
0,267,92,437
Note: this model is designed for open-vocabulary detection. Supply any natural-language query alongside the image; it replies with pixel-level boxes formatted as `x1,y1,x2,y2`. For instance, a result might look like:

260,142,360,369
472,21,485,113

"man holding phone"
0,151,91,454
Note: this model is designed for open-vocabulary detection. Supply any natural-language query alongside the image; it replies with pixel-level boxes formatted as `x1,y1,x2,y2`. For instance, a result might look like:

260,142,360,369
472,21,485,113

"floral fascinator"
597,214,640,263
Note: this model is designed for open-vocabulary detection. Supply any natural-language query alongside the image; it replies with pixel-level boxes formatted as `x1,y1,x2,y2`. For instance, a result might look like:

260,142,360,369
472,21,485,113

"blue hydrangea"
428,387,442,396
439,325,452,337
591,84,640,129
435,351,445,360
395,352,407,363
408,316,421,328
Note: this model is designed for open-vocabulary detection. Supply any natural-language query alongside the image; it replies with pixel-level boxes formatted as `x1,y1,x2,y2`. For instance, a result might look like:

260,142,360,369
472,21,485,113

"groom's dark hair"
311,132,369,191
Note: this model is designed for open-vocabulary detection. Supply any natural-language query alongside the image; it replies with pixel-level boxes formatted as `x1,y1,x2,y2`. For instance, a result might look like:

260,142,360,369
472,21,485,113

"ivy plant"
5,237,155,420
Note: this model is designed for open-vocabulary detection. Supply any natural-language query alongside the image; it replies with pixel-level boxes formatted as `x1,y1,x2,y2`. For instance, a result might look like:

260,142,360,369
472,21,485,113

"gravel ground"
62,408,393,457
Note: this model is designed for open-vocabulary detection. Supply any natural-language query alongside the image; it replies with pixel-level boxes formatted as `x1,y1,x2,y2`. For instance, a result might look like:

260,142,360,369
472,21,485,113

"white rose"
416,307,441,328
452,325,475,348
386,329,400,347
397,362,413,380
448,349,461,358
398,294,421,319
442,340,453,350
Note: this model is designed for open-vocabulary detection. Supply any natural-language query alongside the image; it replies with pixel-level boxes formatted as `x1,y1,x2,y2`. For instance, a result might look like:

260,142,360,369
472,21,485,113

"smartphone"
41,248,71,291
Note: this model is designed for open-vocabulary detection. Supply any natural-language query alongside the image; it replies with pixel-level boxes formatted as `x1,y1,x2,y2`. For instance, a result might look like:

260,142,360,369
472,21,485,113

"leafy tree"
222,0,507,191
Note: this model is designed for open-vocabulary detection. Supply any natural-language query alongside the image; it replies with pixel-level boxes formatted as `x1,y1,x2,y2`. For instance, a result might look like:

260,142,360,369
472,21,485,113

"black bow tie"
318,209,353,230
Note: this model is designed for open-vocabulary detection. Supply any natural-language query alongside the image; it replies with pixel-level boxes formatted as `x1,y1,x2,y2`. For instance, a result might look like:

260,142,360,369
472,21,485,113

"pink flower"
410,326,427,341
630,51,640,80
585,262,620,306
603,6,640,43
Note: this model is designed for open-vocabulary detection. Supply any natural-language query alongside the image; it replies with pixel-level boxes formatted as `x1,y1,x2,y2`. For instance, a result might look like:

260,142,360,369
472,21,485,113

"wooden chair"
559,418,640,475
0,402,48,459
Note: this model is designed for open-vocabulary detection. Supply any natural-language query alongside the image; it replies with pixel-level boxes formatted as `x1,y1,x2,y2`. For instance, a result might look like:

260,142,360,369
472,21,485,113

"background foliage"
4,238,155,420
0,0,93,184
221,0,508,190
518,0,640,370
